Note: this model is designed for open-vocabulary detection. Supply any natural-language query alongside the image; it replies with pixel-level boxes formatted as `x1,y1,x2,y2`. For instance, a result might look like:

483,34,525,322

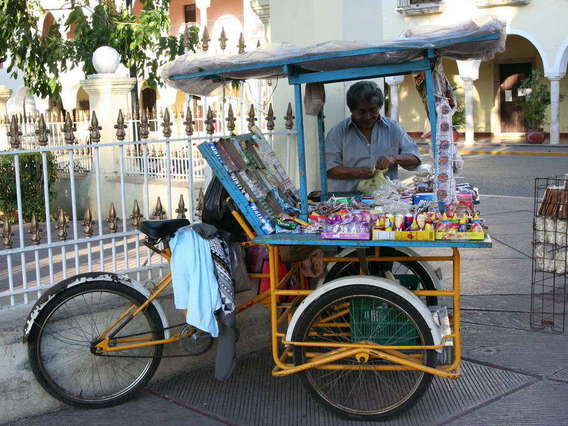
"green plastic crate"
350,298,418,346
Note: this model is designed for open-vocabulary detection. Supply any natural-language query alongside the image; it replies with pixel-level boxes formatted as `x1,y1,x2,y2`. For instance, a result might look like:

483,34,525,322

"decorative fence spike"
266,103,275,131
2,219,13,249
82,208,94,237
238,32,246,54
139,109,150,140
162,108,172,138
130,200,143,228
247,104,257,130
284,102,295,130
257,40,261,49
201,26,210,52
184,105,194,136
56,208,68,241
219,27,228,51
205,107,215,135
195,188,205,220
29,213,42,245
226,104,236,133
151,146,157,157
183,25,192,50
115,109,127,141
107,203,118,233
152,197,166,220
63,112,76,144
176,194,187,219
89,111,101,144
7,115,21,150
35,114,49,147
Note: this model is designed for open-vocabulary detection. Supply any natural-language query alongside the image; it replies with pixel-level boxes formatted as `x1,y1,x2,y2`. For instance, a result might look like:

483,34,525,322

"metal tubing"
425,49,438,166
13,155,28,303
317,110,328,201
293,84,308,220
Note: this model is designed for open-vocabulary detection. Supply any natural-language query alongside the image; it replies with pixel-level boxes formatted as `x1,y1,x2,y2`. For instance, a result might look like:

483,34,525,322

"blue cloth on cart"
169,226,221,337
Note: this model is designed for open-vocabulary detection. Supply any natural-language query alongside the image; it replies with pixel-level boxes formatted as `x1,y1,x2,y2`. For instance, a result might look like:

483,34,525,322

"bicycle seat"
139,219,190,239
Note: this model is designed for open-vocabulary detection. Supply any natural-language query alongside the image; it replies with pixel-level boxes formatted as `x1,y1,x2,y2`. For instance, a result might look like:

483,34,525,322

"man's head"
346,81,384,131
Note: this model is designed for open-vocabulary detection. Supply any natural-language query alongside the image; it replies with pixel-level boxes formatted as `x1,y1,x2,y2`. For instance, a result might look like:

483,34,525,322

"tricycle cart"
24,19,503,421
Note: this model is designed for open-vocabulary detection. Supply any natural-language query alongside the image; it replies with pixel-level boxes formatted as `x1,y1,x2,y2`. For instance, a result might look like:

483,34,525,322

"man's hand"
375,156,397,169
356,168,375,179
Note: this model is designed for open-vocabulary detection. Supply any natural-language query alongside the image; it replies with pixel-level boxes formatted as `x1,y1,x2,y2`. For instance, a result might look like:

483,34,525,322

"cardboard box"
321,232,370,240
435,231,485,240
372,230,435,241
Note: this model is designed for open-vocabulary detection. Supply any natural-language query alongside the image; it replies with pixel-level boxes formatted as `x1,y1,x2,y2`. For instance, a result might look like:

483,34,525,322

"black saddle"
139,219,190,239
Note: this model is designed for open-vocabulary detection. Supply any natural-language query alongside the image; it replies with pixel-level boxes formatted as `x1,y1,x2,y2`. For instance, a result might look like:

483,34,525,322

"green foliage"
0,0,199,98
519,70,551,129
0,152,58,222
452,101,465,131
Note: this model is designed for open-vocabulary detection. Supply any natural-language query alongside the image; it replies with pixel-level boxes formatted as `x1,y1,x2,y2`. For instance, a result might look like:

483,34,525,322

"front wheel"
27,280,164,408
292,284,436,420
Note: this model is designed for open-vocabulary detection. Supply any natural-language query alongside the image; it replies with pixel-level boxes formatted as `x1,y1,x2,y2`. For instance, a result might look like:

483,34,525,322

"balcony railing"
396,0,445,15
475,0,529,7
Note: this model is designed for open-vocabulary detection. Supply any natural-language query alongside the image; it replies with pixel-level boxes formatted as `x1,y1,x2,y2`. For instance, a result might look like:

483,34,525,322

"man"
326,81,421,192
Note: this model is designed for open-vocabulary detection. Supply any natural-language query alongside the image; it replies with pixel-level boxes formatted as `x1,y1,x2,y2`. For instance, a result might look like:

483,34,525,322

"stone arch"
553,37,568,77
506,28,550,72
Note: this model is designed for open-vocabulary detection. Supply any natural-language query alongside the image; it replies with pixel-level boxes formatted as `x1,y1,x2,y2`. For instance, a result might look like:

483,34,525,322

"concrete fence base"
0,290,271,423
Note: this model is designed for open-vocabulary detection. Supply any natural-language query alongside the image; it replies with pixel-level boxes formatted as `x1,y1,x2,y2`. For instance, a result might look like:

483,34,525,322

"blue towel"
170,226,221,337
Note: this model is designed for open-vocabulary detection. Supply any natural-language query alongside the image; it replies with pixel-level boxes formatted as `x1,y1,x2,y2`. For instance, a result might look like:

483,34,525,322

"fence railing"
0,102,297,308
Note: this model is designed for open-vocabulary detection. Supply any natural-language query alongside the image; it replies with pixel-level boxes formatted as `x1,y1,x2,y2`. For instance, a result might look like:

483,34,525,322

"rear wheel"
292,284,436,420
28,281,164,408
325,247,438,305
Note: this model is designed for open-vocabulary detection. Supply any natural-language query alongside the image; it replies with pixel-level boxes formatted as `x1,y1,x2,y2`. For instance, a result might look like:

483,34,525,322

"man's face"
350,99,380,131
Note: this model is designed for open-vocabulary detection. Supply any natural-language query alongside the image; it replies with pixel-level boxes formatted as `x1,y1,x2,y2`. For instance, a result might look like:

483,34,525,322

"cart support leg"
451,247,461,370
269,245,287,370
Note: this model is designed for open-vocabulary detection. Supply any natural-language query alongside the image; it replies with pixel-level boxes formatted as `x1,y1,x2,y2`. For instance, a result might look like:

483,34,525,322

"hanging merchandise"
434,99,457,208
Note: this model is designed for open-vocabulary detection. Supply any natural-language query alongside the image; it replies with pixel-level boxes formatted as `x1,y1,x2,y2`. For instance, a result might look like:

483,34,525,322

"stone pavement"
5,196,568,426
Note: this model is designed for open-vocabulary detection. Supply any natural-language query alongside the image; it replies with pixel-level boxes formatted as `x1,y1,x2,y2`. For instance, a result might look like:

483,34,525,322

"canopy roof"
162,17,505,95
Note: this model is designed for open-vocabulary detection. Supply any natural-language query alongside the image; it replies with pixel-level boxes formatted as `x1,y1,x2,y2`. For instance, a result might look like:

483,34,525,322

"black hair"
346,81,384,111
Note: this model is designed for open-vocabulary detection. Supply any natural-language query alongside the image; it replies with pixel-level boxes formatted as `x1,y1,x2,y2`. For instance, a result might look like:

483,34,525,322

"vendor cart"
24,18,504,422
168,18,501,420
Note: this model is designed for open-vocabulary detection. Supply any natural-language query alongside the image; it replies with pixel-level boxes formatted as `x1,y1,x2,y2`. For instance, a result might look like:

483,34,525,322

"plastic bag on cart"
202,177,248,242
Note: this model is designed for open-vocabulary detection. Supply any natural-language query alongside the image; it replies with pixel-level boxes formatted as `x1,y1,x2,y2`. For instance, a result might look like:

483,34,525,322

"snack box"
435,231,485,240
321,232,370,240
412,192,436,205
372,230,435,241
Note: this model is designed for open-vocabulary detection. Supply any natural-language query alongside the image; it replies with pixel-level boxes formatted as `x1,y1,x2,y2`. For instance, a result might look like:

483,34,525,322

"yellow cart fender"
23,272,171,342
285,275,442,347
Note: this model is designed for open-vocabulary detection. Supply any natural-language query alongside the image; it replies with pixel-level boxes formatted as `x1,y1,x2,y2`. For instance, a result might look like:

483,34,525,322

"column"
385,75,405,122
0,86,12,116
457,60,481,146
81,77,136,169
196,0,210,29
250,0,271,44
463,78,474,145
0,86,12,150
546,73,564,145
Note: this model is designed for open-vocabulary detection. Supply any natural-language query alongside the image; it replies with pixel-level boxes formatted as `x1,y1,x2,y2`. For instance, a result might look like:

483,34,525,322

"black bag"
202,177,248,242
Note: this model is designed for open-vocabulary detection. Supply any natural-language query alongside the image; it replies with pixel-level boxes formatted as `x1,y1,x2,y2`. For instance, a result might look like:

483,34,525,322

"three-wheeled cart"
166,21,503,420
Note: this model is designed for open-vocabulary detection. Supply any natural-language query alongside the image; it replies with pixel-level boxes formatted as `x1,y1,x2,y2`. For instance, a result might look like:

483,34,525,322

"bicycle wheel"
292,284,436,420
325,247,438,305
28,280,164,408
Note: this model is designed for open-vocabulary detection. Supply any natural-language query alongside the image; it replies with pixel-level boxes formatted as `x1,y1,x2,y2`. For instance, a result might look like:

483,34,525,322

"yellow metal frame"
92,210,464,382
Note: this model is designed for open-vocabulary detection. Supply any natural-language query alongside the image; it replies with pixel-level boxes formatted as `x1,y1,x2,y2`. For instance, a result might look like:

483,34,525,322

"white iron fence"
0,101,297,308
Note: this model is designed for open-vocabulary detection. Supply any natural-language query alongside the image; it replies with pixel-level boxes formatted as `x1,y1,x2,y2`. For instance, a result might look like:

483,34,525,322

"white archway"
553,37,568,77
507,28,551,72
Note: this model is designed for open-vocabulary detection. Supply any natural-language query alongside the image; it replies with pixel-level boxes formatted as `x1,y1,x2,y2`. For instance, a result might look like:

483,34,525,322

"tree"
0,0,199,99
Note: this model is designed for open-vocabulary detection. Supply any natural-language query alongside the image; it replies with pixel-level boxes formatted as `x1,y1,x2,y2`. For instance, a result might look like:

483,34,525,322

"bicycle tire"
27,280,164,408
324,247,438,305
292,284,436,420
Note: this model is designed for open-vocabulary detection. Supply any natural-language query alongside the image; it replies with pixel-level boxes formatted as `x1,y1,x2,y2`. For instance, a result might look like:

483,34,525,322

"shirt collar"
347,115,389,129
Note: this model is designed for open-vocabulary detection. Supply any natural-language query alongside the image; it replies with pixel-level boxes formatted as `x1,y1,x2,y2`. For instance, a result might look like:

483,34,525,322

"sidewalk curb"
418,148,568,157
